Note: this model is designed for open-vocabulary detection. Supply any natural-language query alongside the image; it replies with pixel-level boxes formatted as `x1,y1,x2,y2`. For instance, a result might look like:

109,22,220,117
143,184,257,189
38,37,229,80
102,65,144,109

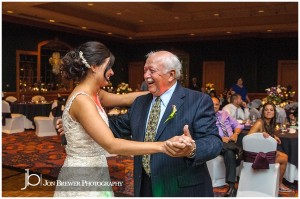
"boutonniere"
164,105,177,123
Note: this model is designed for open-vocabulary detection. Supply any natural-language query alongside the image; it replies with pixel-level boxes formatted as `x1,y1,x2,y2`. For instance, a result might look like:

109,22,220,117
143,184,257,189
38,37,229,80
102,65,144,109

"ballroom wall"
3,21,298,93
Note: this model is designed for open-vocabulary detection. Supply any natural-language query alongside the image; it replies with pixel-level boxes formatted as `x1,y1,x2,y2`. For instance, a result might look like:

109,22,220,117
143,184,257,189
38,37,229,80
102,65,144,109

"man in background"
212,97,244,197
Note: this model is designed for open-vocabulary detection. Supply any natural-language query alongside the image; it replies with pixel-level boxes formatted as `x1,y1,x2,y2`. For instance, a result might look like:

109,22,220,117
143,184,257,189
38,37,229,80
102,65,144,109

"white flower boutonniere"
164,105,177,123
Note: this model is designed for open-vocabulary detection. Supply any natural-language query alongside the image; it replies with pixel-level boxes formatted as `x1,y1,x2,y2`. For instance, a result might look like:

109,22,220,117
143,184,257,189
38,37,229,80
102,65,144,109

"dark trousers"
140,169,153,197
220,144,237,183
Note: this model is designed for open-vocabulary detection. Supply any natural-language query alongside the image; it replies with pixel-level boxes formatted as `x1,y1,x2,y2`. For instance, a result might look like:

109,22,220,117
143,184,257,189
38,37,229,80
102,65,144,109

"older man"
212,97,244,197
112,51,222,196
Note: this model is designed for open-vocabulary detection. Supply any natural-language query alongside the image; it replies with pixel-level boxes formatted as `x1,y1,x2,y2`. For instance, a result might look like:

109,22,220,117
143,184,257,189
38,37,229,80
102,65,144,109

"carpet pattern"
2,131,297,197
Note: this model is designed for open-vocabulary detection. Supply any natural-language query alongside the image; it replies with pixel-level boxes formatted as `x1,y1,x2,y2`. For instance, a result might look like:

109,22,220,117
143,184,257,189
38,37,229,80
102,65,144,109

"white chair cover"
5,96,17,103
207,155,241,187
2,100,11,113
2,100,25,134
249,108,261,120
237,133,280,197
34,100,58,137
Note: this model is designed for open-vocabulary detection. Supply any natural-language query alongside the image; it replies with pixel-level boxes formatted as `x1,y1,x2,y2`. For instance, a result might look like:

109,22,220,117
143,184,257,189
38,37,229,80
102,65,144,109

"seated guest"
226,88,235,103
222,94,250,121
212,97,244,197
189,77,200,91
248,102,292,193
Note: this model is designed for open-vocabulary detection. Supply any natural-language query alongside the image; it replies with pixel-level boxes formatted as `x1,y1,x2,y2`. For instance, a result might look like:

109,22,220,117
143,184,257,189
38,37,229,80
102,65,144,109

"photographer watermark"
20,167,125,191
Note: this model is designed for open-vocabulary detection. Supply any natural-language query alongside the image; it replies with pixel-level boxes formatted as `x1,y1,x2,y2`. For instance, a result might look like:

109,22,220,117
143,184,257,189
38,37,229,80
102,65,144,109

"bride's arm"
71,95,166,156
98,89,149,108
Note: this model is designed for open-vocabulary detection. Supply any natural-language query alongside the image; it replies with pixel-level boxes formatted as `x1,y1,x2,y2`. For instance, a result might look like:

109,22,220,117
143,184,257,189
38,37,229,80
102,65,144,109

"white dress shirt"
222,103,249,121
146,82,177,131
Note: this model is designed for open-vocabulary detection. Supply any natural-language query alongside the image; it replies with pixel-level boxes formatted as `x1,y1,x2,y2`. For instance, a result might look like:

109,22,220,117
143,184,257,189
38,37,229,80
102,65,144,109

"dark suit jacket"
109,83,222,197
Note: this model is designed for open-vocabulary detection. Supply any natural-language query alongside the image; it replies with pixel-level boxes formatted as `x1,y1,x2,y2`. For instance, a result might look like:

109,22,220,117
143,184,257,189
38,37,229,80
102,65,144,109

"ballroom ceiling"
2,2,298,41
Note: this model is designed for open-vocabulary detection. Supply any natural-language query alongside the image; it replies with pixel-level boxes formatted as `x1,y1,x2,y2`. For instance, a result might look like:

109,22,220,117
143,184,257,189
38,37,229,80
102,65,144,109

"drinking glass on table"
280,118,287,134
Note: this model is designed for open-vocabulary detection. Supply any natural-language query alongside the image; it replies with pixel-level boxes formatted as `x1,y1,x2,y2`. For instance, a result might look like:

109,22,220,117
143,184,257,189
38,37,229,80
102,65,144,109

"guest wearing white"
222,94,249,121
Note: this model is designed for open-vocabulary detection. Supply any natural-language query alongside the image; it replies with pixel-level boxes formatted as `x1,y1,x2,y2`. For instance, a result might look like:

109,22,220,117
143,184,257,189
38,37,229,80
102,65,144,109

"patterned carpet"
2,130,297,197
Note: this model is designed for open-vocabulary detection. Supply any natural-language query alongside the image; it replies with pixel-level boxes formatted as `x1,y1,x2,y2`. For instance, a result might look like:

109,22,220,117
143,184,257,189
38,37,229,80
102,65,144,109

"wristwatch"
187,144,196,159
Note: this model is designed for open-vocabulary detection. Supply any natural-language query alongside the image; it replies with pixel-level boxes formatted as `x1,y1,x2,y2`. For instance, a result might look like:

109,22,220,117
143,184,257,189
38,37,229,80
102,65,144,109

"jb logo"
21,169,42,190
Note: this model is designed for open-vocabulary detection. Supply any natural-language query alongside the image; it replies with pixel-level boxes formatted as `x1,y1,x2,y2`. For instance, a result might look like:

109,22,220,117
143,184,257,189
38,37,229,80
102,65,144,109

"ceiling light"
7,10,14,14
81,27,87,30
107,32,113,35
258,10,264,13
189,33,195,36
128,37,133,40
226,31,231,34
49,19,55,23
214,13,220,17
267,29,273,32
139,20,144,23
116,12,122,15
174,16,180,20
88,3,94,6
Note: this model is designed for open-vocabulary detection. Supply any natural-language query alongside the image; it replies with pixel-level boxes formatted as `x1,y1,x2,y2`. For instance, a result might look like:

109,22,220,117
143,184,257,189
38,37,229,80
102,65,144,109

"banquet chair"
34,100,58,137
237,133,279,197
31,95,46,103
207,155,241,187
5,96,17,103
2,100,25,134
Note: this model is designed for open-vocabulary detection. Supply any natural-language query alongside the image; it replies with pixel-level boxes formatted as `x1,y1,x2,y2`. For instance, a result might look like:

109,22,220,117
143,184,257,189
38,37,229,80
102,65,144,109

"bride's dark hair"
60,41,114,81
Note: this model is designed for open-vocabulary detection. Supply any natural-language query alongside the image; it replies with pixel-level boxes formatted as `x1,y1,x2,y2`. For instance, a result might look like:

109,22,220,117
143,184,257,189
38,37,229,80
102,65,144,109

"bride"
54,41,193,197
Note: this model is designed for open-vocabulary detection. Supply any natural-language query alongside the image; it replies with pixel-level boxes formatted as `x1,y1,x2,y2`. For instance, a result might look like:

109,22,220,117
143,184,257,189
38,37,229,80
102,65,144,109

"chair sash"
243,150,276,169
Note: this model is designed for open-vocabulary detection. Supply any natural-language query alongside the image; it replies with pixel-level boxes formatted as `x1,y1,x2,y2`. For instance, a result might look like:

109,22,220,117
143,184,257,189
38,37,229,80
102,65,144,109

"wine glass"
280,118,287,134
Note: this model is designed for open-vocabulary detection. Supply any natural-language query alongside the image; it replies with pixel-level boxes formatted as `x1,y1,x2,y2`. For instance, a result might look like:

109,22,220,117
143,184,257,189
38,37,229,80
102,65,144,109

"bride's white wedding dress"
54,92,114,197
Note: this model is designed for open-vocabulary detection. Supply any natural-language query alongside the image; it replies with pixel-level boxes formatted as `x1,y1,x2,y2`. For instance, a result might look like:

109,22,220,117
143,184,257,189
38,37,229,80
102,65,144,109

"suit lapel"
155,84,185,141
137,94,153,141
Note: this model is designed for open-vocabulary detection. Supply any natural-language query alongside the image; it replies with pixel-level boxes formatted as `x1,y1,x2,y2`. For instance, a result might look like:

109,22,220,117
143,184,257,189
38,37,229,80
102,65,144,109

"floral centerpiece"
116,82,132,94
265,85,287,105
205,83,215,94
102,81,114,93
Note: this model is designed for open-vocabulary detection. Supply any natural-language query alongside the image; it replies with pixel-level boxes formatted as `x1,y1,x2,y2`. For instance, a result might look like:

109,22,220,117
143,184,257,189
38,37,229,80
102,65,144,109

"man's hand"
222,137,230,143
164,125,196,157
56,119,64,135
241,101,248,108
230,133,238,142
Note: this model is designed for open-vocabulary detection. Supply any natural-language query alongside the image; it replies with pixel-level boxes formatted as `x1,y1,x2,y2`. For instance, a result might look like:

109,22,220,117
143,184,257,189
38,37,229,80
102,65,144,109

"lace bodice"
62,92,109,159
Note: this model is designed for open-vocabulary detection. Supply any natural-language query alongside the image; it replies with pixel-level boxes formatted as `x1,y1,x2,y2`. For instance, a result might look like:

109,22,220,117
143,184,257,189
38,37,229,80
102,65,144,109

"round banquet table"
11,102,52,123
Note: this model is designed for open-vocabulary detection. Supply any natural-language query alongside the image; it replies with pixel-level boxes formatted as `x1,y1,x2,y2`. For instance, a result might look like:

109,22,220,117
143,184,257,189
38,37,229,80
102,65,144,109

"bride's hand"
163,125,196,157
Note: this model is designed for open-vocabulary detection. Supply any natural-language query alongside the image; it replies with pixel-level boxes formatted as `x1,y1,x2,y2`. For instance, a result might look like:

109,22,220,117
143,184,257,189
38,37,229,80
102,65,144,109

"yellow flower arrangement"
205,83,215,93
116,82,132,94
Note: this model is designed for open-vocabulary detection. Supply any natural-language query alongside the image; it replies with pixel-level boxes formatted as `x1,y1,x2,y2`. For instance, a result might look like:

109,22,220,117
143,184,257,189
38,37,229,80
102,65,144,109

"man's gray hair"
146,51,182,80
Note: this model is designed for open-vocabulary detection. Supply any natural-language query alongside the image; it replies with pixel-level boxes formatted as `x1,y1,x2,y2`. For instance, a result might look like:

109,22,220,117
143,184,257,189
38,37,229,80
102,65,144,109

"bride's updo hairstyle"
61,41,114,81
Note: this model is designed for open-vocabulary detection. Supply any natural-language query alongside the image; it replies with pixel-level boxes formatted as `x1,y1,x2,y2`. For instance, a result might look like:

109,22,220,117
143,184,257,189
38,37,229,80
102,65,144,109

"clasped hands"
56,119,196,158
163,125,196,158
